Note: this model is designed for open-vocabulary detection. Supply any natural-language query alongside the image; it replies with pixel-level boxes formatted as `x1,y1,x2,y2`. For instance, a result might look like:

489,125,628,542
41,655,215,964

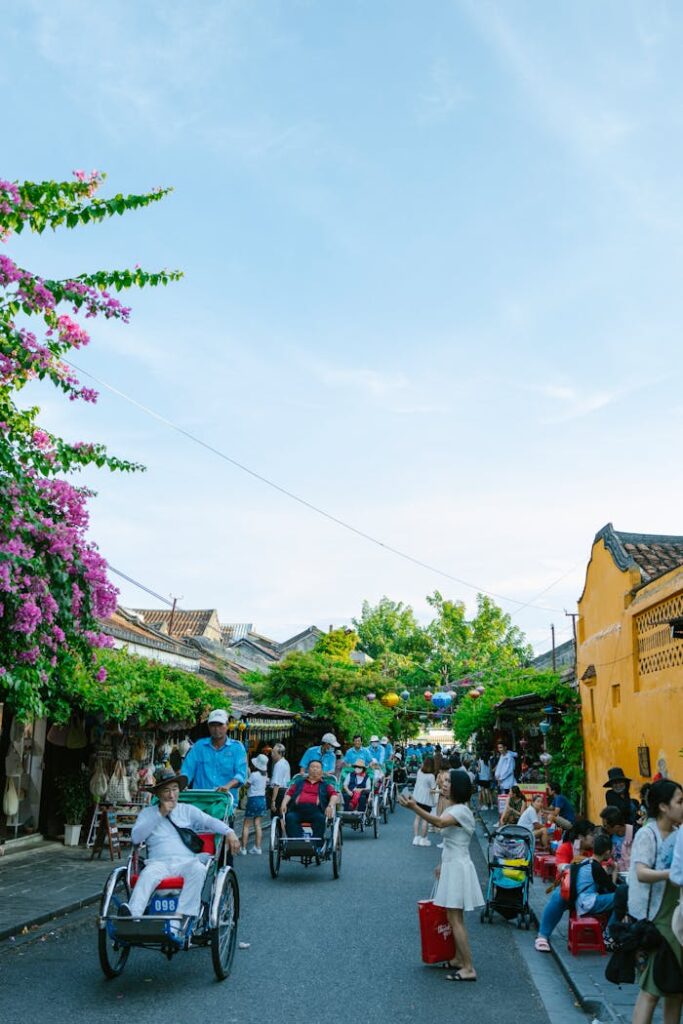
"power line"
70,360,569,615
106,564,177,608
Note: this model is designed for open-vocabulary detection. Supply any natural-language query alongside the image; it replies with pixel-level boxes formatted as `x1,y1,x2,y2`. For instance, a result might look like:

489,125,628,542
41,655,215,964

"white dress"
433,803,485,912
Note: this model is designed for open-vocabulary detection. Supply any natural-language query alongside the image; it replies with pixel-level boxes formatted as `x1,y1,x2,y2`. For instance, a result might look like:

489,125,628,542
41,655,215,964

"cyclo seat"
130,833,216,889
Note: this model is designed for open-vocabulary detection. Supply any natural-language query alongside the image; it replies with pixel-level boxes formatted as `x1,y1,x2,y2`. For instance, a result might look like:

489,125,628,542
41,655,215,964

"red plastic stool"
540,856,557,882
567,914,605,955
533,852,551,877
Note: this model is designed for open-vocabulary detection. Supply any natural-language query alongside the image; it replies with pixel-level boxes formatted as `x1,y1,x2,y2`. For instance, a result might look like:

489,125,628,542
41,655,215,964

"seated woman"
599,806,634,872
343,760,372,810
500,785,525,826
535,821,595,952
517,794,550,850
572,833,618,919
280,760,339,844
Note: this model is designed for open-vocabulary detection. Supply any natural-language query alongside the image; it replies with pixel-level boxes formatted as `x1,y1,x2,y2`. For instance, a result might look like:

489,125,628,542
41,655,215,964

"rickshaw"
97,790,239,981
269,773,343,878
378,760,397,821
337,765,381,838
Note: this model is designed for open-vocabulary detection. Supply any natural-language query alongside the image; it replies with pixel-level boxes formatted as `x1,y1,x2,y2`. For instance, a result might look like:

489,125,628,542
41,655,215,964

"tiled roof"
134,608,218,639
596,523,683,587
100,608,199,659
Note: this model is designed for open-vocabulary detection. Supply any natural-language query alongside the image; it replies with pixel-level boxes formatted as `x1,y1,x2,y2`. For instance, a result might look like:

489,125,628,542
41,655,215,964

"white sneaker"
239,847,247,856
412,835,421,846
420,837,432,846
249,847,262,855
436,842,444,849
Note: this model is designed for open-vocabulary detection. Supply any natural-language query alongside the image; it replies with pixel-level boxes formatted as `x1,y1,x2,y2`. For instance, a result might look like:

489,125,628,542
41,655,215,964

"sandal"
534,936,551,952
445,971,477,982
436,960,462,971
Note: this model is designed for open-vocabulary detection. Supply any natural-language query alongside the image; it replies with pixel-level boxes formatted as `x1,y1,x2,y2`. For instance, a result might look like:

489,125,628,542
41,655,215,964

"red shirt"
555,841,574,866
287,780,336,805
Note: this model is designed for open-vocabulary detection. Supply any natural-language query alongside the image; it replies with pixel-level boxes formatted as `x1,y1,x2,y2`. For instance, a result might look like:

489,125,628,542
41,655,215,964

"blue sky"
4,1,683,651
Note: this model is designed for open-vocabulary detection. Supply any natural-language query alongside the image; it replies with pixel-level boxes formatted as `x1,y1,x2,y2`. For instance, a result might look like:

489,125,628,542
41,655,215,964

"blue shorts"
245,796,266,819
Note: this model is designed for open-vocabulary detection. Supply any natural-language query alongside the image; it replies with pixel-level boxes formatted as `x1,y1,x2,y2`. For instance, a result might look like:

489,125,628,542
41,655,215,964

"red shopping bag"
418,898,456,964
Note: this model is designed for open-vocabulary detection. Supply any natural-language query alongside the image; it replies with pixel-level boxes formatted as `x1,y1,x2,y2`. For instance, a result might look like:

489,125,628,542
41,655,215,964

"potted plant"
56,773,90,846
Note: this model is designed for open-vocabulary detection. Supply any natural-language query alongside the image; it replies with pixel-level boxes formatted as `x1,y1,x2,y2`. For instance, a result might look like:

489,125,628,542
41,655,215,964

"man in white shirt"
119,769,240,928
269,743,291,817
494,741,518,794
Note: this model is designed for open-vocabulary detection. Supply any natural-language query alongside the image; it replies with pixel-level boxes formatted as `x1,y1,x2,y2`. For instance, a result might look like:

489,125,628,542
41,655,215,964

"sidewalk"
0,808,250,944
475,811,656,1024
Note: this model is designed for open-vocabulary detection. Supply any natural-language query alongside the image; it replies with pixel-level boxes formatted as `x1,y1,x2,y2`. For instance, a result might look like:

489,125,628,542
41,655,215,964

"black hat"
603,766,631,788
144,768,188,794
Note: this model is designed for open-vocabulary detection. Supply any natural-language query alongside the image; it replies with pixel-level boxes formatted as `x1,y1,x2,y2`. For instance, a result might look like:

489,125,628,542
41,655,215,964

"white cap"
208,708,229,724
380,736,389,744
370,735,380,743
321,732,340,748
251,754,269,771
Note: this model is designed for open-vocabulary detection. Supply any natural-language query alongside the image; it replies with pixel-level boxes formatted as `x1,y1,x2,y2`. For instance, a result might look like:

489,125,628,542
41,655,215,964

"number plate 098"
151,895,178,914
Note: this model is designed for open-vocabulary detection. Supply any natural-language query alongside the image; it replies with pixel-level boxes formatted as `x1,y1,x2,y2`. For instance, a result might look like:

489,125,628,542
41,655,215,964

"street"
0,810,580,1023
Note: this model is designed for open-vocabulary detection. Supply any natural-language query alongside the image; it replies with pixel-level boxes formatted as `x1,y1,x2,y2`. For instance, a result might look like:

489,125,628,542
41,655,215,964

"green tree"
353,597,429,660
315,628,358,659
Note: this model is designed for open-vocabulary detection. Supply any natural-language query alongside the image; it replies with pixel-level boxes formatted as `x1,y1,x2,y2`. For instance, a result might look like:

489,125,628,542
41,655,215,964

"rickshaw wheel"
381,799,388,825
269,819,281,879
389,787,396,813
211,870,239,981
332,826,343,879
373,813,379,839
98,872,131,979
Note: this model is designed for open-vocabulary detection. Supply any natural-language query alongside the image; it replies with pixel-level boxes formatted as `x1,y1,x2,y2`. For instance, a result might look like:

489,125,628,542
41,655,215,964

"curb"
0,892,102,944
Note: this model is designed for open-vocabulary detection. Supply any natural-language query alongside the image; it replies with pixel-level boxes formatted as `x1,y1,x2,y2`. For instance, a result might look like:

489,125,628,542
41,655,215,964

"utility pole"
168,595,182,637
551,623,556,672
565,610,578,673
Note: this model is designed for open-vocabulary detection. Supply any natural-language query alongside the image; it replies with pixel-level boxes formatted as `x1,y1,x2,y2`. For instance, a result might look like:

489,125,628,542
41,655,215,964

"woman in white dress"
400,769,484,981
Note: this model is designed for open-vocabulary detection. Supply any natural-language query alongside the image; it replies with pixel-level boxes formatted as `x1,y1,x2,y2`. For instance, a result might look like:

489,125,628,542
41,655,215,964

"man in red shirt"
281,760,339,843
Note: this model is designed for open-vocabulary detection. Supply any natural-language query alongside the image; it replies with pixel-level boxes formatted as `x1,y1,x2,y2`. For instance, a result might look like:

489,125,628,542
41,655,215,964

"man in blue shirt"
299,732,340,774
548,780,576,826
181,709,247,793
344,735,372,765
381,736,394,761
367,735,385,765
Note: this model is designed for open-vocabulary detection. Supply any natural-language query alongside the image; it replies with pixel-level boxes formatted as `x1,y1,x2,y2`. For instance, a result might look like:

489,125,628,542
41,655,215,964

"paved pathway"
0,807,587,1023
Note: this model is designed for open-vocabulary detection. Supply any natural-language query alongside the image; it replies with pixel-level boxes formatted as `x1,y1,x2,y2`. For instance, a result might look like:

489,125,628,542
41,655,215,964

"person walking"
400,770,484,981
494,740,517,795
629,778,683,1024
268,743,291,818
411,756,437,846
477,753,493,809
240,754,268,855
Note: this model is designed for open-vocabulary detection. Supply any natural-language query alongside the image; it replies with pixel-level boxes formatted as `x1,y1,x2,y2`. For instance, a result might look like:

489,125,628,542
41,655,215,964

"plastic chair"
533,851,551,876
567,914,605,955
540,856,557,882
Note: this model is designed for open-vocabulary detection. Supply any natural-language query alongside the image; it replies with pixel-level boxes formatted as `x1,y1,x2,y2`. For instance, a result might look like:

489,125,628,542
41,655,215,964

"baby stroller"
481,825,533,929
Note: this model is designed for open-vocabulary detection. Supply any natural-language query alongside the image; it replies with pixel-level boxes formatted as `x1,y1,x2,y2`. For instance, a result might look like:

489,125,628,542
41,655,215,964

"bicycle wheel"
211,869,240,981
269,819,281,879
332,824,343,879
97,869,130,979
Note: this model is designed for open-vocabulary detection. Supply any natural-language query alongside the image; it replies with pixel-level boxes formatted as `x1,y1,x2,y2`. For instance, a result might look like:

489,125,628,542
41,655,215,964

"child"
240,753,268,855
572,833,617,919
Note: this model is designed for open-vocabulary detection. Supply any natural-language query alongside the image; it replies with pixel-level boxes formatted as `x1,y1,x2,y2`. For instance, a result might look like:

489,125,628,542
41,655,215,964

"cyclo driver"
280,760,339,850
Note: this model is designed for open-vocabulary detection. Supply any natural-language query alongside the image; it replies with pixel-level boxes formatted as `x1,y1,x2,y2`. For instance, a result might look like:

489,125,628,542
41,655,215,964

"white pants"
129,856,208,918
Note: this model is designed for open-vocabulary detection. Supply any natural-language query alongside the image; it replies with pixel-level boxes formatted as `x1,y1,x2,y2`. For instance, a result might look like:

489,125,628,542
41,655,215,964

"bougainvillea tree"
0,172,181,721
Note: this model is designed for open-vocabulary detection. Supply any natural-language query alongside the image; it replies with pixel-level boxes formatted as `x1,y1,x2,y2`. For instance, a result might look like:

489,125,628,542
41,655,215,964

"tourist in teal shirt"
344,735,372,765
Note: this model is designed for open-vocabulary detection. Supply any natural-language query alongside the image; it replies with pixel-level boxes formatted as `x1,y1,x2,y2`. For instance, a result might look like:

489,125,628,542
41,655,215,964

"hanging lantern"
542,706,556,716
423,690,433,703
468,689,480,700
366,692,376,702
431,692,452,710
400,689,410,701
539,751,553,765
476,686,485,694
539,720,551,735
519,737,528,748
238,722,247,732
381,692,401,709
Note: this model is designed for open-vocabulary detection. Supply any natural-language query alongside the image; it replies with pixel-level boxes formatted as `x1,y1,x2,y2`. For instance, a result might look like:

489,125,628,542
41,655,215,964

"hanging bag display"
3,777,20,818
105,761,131,805
89,763,109,801
417,883,456,964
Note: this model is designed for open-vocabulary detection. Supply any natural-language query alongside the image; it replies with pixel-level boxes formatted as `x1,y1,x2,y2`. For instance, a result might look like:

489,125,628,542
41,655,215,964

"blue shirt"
299,745,336,774
367,744,385,765
552,794,576,824
382,742,394,761
182,737,247,789
344,746,372,765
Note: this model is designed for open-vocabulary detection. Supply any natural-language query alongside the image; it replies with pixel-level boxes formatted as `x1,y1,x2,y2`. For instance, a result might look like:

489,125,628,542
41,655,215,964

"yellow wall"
578,540,683,820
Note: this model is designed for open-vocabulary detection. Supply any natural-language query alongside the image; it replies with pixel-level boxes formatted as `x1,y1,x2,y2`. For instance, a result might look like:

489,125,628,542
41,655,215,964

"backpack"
291,778,332,811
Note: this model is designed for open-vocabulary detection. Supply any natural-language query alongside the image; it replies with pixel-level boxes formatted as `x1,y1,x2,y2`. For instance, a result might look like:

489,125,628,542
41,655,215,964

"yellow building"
578,523,683,820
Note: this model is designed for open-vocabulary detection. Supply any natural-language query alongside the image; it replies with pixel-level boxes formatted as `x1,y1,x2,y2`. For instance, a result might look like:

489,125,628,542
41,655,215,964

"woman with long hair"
629,778,683,1024
400,770,484,981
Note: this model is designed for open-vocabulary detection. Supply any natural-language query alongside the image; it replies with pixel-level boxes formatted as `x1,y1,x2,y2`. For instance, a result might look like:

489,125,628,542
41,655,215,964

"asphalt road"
0,808,561,1023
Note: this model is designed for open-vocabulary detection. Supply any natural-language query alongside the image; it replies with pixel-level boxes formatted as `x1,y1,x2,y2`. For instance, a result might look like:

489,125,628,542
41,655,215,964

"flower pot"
64,824,82,847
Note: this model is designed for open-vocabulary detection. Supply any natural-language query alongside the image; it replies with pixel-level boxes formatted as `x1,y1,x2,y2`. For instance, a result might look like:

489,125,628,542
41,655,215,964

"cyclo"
338,762,381,838
269,772,343,879
97,789,239,981
376,759,397,823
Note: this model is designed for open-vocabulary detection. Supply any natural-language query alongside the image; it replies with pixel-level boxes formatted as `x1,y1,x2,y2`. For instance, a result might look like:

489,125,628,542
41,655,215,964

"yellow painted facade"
577,526,683,820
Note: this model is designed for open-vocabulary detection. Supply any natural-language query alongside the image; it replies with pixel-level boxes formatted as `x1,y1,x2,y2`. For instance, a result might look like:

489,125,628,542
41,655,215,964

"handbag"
89,764,109,800
3,777,19,818
167,815,204,855
417,883,456,964
105,761,131,804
